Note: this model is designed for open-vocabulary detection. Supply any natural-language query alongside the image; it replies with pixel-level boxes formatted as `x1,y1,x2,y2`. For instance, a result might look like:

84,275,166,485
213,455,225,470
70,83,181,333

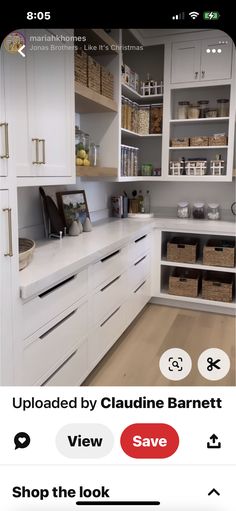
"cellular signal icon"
172,12,185,20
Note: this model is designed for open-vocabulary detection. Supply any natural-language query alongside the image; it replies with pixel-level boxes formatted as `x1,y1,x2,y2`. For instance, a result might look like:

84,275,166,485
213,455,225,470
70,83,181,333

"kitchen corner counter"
19,218,155,300
19,215,236,300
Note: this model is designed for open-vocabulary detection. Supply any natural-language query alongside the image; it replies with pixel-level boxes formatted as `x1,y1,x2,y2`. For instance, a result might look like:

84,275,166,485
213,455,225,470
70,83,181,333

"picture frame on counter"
56,190,90,229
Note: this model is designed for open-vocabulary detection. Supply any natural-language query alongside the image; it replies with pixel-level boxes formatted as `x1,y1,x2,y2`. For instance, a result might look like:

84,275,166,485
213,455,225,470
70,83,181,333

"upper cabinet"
171,37,233,84
0,51,9,182
2,29,75,186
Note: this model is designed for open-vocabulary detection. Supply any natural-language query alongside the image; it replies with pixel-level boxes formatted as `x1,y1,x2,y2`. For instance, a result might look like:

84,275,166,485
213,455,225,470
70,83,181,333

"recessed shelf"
169,145,228,150
122,128,162,138
159,290,235,308
122,83,163,102
119,176,162,181
75,82,117,113
76,166,117,177
170,117,229,124
161,259,236,273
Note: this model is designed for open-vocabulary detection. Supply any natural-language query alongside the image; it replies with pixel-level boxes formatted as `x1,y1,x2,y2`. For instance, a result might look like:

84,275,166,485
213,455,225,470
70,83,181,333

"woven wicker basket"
202,272,233,302
74,49,87,86
88,56,100,93
19,238,35,270
100,66,114,99
190,136,208,146
203,240,235,268
169,268,200,298
167,237,198,264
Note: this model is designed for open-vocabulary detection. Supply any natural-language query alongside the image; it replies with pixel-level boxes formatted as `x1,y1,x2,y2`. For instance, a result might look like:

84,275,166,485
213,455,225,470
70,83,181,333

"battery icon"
203,11,220,20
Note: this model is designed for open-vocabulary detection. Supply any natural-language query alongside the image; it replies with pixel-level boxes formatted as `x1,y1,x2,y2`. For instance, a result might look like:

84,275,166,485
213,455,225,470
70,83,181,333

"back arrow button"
208,488,220,496
18,44,25,58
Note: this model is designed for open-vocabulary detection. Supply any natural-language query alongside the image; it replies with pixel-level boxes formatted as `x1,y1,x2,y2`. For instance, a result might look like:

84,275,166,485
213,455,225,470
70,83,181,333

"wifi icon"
189,11,200,19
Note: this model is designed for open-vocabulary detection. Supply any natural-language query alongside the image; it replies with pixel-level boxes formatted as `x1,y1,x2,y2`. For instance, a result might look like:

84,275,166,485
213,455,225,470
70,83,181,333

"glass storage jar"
217,99,229,117
138,105,150,135
207,203,220,220
126,99,132,131
188,105,200,119
89,143,99,166
197,100,209,118
177,201,190,219
177,101,189,119
193,202,205,219
150,104,163,133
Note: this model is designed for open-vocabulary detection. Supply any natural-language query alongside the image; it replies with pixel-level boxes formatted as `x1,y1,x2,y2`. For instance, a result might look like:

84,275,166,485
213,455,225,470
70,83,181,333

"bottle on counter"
144,190,151,214
138,190,145,213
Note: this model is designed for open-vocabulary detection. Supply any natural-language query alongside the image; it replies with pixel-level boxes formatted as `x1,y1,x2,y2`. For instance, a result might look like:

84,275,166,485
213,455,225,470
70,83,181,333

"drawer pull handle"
100,249,120,263
134,280,146,294
100,275,121,292
39,275,76,298
177,244,185,249
212,282,221,287
214,247,223,252
135,234,147,243
100,306,121,327
42,349,77,386
134,255,147,266
39,309,77,339
179,278,187,282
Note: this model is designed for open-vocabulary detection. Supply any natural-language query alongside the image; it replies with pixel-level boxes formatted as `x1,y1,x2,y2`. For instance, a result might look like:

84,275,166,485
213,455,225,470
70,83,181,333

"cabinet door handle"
194,71,198,79
101,249,120,263
32,138,39,164
134,255,147,266
201,70,205,79
0,122,9,159
39,308,77,339
38,139,46,164
2,208,13,257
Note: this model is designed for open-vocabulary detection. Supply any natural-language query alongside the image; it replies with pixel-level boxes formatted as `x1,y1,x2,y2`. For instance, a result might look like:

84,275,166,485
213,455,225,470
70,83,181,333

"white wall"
18,180,236,240
18,180,124,240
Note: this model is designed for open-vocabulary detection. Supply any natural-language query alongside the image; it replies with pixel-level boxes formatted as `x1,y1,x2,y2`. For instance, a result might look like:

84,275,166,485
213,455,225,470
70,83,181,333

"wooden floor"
84,304,235,386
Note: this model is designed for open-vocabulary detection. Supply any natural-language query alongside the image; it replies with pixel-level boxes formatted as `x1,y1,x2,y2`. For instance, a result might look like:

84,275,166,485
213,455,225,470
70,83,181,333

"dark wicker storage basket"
87,56,101,93
203,239,235,268
169,268,200,298
100,66,114,99
74,49,87,86
167,237,198,264
202,272,233,302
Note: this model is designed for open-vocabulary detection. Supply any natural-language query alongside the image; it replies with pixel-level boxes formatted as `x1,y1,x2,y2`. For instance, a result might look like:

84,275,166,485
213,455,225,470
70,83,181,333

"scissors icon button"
207,357,221,371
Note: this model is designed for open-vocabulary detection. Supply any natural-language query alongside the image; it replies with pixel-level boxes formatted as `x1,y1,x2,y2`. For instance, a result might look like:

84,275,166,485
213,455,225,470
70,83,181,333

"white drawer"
22,268,88,339
22,300,88,385
126,277,151,324
129,233,151,264
92,271,127,325
129,254,150,292
88,304,128,370
43,339,88,386
89,245,127,290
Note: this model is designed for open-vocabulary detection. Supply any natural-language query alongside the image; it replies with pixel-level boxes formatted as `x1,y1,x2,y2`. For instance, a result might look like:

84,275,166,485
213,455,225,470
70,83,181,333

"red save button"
120,423,179,458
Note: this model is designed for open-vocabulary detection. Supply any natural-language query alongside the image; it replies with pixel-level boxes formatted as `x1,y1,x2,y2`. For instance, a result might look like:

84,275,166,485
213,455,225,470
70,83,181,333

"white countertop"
19,216,236,300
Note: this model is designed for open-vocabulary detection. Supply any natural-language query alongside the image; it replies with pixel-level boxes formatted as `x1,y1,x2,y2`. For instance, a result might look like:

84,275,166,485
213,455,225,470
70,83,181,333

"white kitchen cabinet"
3,29,75,184
171,37,232,84
0,52,9,180
0,190,13,384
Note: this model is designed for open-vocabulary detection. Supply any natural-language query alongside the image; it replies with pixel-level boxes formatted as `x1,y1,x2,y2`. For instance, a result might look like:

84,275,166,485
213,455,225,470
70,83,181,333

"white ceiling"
131,28,208,45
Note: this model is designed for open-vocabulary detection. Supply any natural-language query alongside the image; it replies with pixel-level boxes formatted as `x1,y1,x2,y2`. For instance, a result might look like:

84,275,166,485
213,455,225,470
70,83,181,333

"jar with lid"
89,143,100,166
133,147,139,176
177,101,190,119
197,100,209,118
177,201,190,219
207,203,220,220
150,104,163,133
193,202,205,219
126,99,132,131
138,105,150,135
121,96,127,129
188,105,200,119
217,99,229,117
